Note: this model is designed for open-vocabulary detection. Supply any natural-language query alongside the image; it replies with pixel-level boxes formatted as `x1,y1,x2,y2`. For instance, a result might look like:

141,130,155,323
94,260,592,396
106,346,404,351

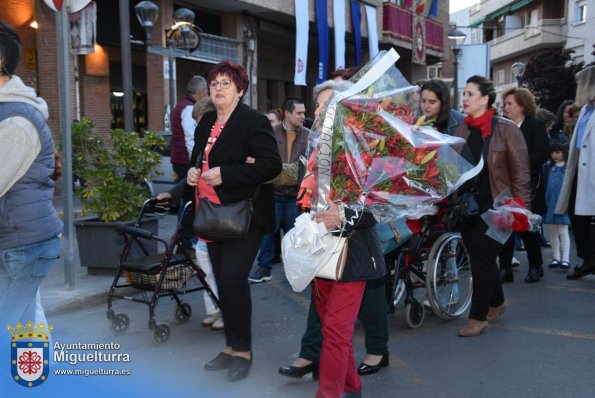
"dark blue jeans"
257,194,298,271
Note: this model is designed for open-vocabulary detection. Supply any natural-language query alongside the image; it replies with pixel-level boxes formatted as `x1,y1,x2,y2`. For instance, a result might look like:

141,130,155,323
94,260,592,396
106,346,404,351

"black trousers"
462,220,505,321
568,173,595,260
299,276,389,361
207,229,263,352
499,229,543,270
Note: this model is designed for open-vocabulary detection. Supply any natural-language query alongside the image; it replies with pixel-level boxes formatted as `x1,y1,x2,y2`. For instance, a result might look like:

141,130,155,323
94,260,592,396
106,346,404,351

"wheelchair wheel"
426,232,472,320
152,323,171,345
391,258,407,311
110,313,130,333
174,303,192,323
405,299,425,329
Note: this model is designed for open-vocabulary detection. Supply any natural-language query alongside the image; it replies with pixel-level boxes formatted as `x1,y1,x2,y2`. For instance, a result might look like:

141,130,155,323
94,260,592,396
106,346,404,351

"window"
427,64,443,80
495,70,505,86
577,4,587,23
383,0,405,5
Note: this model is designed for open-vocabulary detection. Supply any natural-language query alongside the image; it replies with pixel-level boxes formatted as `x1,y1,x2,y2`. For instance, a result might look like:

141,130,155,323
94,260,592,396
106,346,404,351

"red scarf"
464,108,496,139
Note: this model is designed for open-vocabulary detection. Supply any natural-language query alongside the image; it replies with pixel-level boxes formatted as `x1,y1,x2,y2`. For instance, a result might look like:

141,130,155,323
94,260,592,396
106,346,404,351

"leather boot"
567,257,595,280
458,319,488,337
486,303,506,322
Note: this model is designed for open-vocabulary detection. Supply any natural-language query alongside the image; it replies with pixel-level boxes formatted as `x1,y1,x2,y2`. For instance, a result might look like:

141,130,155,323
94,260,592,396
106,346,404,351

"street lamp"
511,61,526,87
448,28,467,110
135,1,200,131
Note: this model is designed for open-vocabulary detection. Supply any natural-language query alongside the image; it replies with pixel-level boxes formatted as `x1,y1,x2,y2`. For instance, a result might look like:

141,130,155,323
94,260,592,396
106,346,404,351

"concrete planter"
74,216,159,275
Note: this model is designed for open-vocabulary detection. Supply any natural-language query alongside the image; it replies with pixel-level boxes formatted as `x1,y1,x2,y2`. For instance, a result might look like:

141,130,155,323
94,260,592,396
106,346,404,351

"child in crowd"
542,142,571,271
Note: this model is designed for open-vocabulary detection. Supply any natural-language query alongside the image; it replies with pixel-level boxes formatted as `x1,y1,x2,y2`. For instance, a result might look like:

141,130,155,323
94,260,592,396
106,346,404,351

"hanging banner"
365,5,379,59
294,0,309,86
350,0,362,66
412,14,426,65
69,2,96,55
415,0,427,14
43,0,91,13
316,0,329,83
404,0,413,10
428,0,439,19
333,0,346,71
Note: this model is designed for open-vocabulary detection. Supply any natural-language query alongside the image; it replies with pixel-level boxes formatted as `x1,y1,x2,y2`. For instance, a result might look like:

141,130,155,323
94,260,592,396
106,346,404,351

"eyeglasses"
1,65,12,79
210,79,232,90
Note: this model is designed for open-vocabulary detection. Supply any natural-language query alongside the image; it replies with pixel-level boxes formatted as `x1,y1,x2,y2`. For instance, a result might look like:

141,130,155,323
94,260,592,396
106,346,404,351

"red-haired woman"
186,61,282,381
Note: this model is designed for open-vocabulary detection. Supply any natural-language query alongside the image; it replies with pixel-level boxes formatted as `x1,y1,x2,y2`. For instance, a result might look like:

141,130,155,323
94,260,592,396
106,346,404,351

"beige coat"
555,104,595,216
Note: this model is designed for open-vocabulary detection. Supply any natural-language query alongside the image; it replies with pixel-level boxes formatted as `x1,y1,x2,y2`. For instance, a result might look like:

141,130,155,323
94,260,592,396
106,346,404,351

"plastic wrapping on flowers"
481,189,542,244
308,49,479,220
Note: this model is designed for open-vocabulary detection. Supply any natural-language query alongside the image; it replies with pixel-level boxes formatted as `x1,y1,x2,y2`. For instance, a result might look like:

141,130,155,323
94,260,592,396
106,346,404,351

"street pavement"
24,211,595,398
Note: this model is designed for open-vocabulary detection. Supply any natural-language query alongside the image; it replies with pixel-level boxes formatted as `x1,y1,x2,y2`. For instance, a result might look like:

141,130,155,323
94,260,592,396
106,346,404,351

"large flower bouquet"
310,49,478,219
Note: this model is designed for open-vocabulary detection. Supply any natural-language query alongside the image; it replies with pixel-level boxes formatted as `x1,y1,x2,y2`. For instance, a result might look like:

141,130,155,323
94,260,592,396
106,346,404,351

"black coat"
519,116,549,215
190,102,282,234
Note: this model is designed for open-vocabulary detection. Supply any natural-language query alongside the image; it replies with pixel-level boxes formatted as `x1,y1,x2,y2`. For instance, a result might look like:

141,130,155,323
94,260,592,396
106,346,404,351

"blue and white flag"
333,0,346,71
294,0,309,85
365,5,379,58
350,0,362,66
316,0,329,83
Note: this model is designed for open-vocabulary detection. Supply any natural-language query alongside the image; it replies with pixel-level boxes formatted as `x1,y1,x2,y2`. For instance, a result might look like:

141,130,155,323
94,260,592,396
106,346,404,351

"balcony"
187,33,240,64
382,4,444,54
490,19,566,62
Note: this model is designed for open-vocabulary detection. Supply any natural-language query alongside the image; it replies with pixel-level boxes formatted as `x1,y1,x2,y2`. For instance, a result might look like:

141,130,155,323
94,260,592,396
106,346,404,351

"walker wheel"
174,303,192,323
405,300,425,329
110,313,130,333
152,323,171,345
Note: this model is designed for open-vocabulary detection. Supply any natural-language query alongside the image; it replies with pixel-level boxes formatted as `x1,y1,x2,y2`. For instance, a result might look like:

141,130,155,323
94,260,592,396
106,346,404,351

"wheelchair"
106,199,220,345
385,215,473,328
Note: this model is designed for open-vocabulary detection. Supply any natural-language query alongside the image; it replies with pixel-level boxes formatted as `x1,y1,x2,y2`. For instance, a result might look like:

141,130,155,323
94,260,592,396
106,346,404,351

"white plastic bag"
282,213,344,292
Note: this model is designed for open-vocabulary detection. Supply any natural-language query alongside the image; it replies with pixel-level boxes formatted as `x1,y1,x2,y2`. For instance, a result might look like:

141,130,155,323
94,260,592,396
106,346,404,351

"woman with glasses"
186,61,282,381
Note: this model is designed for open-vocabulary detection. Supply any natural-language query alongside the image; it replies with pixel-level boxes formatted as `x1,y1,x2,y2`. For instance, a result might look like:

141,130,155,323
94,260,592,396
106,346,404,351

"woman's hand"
155,192,172,205
313,195,342,230
187,167,201,186
202,167,222,187
245,156,255,164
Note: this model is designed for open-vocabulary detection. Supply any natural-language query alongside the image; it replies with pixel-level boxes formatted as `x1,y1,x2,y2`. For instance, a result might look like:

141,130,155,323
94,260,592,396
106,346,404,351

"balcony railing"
188,32,240,64
490,19,565,61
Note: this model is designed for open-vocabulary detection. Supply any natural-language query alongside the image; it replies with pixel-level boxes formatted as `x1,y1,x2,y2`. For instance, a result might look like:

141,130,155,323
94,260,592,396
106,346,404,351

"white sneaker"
211,317,224,330
511,257,521,267
202,312,221,327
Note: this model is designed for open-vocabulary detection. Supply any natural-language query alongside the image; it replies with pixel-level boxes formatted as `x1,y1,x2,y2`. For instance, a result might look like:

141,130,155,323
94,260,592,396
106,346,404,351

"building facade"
1,0,451,142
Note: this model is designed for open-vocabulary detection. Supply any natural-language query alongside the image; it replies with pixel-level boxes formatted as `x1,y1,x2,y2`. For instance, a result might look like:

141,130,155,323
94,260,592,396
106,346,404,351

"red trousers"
313,278,366,398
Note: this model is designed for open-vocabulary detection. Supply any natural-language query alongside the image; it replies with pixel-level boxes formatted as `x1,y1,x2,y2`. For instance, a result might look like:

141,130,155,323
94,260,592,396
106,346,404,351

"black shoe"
228,356,252,381
278,361,319,379
499,268,514,283
205,352,232,371
357,353,389,376
567,261,595,280
524,267,543,283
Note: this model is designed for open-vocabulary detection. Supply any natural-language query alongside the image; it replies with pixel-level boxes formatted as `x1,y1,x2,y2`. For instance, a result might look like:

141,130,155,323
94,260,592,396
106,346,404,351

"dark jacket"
190,102,282,234
453,116,532,209
519,116,549,215
334,209,386,282
170,94,196,167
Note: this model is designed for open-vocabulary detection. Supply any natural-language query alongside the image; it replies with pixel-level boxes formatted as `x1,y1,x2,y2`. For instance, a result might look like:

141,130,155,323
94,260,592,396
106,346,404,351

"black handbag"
193,196,253,241
445,191,481,232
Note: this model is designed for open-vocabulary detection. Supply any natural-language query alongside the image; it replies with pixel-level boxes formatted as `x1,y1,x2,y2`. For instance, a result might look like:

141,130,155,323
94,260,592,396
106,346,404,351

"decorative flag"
428,0,439,19
43,0,91,12
316,0,329,83
365,5,379,59
412,14,426,65
333,0,346,71
415,0,427,14
350,0,362,66
294,0,309,86
404,0,413,9
69,2,96,55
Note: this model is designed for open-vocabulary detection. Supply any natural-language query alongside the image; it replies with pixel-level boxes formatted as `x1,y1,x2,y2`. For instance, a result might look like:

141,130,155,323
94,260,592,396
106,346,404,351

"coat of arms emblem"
9,321,52,388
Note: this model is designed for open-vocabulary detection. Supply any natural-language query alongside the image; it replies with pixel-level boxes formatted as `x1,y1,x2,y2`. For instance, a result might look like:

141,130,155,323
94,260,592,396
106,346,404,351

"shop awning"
468,0,533,28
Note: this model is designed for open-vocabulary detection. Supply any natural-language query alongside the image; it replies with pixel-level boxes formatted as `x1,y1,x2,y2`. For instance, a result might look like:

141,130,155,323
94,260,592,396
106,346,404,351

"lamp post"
448,28,467,110
135,1,200,131
511,61,526,87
